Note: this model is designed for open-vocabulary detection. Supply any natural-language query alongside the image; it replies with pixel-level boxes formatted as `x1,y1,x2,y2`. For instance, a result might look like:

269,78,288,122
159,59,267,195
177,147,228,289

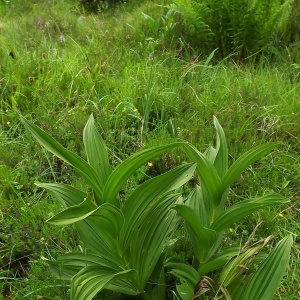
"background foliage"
171,0,295,58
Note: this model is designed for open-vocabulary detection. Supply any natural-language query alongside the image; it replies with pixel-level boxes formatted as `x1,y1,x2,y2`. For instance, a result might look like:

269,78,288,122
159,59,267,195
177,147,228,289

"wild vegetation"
0,0,299,299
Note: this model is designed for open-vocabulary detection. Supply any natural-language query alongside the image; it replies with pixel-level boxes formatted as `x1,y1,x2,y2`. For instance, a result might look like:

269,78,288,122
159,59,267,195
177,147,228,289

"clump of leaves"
21,115,293,300
166,117,293,300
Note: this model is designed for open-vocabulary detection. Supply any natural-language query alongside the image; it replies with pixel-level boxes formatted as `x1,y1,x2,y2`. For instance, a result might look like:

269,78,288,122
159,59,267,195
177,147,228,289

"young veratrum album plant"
21,115,292,300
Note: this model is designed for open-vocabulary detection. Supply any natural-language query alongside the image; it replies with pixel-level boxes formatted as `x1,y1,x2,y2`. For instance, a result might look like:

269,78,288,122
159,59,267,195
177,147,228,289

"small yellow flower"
229,228,234,233
6,121,10,125
133,108,138,112
147,162,153,167
5,109,9,112
278,213,284,217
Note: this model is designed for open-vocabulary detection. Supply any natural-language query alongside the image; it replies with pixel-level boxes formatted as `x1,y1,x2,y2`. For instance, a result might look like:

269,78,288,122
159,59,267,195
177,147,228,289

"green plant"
21,114,197,299
171,0,294,58
166,117,293,300
21,114,293,300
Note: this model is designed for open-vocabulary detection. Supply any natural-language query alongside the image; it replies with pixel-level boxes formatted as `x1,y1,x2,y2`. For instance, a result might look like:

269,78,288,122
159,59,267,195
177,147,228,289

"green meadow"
0,0,299,299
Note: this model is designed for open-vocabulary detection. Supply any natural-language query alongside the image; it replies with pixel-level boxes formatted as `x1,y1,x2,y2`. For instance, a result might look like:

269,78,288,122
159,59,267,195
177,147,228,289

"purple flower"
60,33,66,43
38,17,43,29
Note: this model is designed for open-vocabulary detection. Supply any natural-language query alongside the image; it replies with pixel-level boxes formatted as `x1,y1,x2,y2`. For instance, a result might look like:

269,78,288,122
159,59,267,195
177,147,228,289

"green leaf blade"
213,116,228,178
103,142,188,205
171,204,217,263
35,182,88,208
243,235,293,300
181,143,222,208
222,142,280,192
72,267,137,300
21,116,103,203
120,163,196,250
83,114,112,189
211,193,289,232
47,198,97,225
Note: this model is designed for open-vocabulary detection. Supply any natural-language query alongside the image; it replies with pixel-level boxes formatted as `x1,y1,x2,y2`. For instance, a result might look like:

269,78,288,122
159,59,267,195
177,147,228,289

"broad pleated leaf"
37,182,124,268
49,252,123,280
103,142,188,205
35,182,89,208
86,203,124,238
83,114,112,194
243,235,293,300
120,163,196,249
21,116,103,202
171,204,217,263
186,185,211,228
71,267,136,300
47,199,97,225
221,142,280,192
181,143,222,207
210,193,289,231
37,183,119,265
129,194,179,287
74,203,124,265
144,254,166,300
105,278,139,296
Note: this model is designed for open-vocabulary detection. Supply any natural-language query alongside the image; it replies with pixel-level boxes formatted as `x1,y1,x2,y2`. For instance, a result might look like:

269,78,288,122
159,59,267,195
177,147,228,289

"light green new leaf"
71,267,136,300
181,143,222,207
21,116,103,202
221,142,280,192
186,185,211,228
243,235,293,300
35,182,89,208
83,114,112,193
213,116,228,178
171,204,217,263
47,199,99,225
210,193,289,232
103,142,188,205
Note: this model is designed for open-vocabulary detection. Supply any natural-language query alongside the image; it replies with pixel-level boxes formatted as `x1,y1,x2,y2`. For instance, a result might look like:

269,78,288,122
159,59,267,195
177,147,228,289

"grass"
0,0,299,299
